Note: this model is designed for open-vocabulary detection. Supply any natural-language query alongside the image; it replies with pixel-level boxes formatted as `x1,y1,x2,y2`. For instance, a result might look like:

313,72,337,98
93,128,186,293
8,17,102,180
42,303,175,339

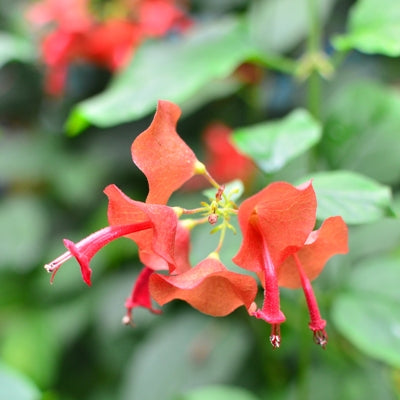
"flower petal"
173,221,192,274
131,100,199,204
277,216,349,288
233,181,317,273
149,257,258,316
105,184,178,271
125,267,161,315
63,238,92,286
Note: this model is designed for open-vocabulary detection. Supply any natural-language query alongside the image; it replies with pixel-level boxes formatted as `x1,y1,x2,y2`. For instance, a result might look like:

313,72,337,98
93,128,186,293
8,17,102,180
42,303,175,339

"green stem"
308,71,321,119
306,0,322,119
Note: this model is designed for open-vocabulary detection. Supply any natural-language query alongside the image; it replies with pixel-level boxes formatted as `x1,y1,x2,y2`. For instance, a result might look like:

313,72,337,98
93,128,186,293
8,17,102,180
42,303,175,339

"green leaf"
0,363,41,400
298,171,394,224
0,32,34,68
120,312,253,400
1,313,60,387
321,81,400,184
0,195,48,271
333,0,400,56
306,361,396,400
232,109,322,173
177,385,260,400
249,0,336,54
66,17,254,134
332,255,400,367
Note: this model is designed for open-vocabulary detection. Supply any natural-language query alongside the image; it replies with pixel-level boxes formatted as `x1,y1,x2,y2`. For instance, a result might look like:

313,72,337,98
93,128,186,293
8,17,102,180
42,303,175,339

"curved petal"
131,100,199,204
149,257,258,316
125,267,161,316
105,184,178,271
277,216,349,288
233,181,317,272
173,221,192,274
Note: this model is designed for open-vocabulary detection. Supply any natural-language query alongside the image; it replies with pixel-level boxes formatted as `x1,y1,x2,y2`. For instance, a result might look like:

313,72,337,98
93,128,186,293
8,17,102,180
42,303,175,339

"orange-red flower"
44,100,348,347
149,255,258,316
45,221,153,286
131,100,202,204
233,181,348,348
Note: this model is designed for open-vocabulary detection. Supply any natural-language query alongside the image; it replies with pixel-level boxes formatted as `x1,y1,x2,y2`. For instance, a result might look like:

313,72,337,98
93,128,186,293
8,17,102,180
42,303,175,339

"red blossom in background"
27,0,92,31
183,122,256,191
202,123,256,186
27,0,192,95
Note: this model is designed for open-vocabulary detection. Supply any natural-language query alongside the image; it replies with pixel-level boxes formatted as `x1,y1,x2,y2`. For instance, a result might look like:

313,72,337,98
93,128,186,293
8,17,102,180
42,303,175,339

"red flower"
131,100,203,204
45,221,153,286
183,122,256,191
149,255,258,316
45,183,181,286
137,0,193,36
81,19,143,70
105,184,179,272
27,0,192,95
233,181,348,348
202,123,256,185
27,0,91,32
123,266,162,325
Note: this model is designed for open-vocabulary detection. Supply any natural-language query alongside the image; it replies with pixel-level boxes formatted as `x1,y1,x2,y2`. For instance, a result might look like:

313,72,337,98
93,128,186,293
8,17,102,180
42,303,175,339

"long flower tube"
45,221,153,286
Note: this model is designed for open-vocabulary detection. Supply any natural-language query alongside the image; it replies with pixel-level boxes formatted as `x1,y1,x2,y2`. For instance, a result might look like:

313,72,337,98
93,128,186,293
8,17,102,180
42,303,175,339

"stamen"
312,328,328,349
269,324,281,349
44,251,72,283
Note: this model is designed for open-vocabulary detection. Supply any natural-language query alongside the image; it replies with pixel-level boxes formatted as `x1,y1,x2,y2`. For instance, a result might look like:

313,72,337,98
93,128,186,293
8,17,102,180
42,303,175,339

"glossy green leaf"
177,385,260,400
298,171,394,224
120,312,253,400
332,255,400,367
0,32,34,68
321,81,400,184
232,109,321,173
66,17,254,134
0,363,40,400
333,0,400,56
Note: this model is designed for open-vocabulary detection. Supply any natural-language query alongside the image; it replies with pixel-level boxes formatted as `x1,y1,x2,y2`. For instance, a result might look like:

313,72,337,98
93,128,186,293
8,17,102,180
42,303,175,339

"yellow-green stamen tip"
194,160,207,175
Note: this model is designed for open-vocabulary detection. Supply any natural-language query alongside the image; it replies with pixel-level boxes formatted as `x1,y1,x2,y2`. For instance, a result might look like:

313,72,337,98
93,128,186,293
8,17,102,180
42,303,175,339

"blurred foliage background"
1,0,400,399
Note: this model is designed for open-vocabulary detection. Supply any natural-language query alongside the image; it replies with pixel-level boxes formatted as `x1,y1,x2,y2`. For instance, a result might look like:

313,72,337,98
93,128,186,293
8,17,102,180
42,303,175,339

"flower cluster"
45,100,348,348
27,0,191,95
